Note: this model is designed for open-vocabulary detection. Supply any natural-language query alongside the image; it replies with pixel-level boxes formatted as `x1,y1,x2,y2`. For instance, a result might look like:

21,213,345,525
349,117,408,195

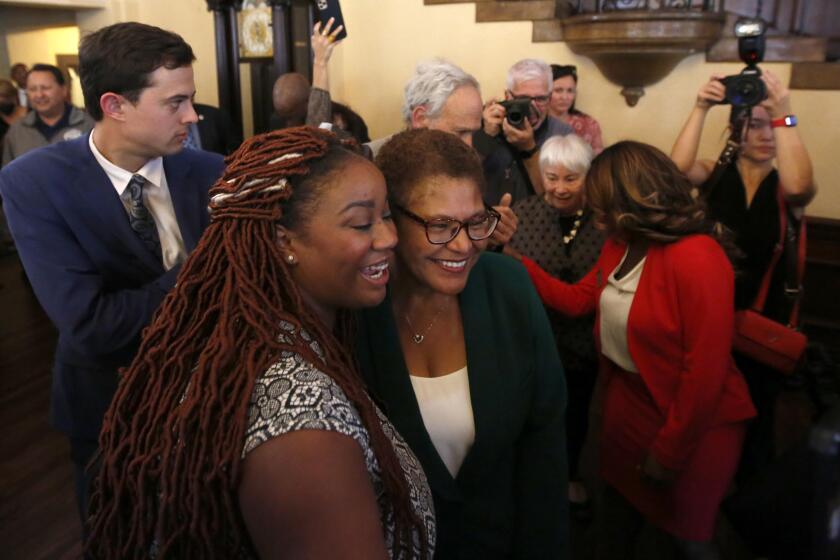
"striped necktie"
125,174,162,260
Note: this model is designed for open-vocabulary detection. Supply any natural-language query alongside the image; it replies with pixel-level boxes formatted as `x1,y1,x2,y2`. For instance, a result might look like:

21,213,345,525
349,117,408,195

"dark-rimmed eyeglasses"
393,204,501,245
506,91,551,105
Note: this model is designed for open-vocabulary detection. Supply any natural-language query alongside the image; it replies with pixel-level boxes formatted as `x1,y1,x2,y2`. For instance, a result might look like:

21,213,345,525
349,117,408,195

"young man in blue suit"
0,22,226,524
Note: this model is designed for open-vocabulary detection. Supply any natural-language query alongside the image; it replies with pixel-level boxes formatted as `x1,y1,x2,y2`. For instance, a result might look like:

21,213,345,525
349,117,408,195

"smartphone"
314,0,348,41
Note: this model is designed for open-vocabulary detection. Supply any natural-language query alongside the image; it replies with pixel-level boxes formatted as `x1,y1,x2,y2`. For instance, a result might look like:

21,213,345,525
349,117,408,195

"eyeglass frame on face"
505,90,551,106
393,204,501,244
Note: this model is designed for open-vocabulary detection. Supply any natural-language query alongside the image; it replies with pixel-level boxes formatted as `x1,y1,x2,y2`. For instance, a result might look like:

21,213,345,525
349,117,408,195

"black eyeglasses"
393,204,501,244
506,91,551,105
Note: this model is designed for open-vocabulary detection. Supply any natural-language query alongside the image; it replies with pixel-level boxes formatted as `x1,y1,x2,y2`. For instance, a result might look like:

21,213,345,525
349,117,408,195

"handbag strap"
699,116,746,198
750,187,786,313
784,194,807,327
750,186,806,328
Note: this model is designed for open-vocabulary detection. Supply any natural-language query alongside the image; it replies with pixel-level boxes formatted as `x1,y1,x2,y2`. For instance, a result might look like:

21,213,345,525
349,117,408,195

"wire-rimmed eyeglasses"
393,204,501,244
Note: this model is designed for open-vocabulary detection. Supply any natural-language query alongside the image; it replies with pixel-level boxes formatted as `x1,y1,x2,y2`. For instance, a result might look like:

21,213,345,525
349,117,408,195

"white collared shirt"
89,131,186,270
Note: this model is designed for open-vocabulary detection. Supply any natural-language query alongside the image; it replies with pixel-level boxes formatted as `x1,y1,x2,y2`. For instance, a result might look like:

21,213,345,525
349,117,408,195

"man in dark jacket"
0,23,225,524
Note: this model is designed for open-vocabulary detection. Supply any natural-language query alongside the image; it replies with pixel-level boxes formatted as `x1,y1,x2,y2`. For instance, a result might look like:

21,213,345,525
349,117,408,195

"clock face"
238,1,273,59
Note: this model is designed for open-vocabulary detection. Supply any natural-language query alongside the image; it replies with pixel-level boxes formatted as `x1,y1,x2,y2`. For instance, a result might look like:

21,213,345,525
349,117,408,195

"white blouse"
599,251,646,373
409,367,475,477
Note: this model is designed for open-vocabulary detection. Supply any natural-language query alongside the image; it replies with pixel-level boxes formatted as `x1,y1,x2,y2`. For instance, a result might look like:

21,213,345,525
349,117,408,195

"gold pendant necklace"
404,300,449,344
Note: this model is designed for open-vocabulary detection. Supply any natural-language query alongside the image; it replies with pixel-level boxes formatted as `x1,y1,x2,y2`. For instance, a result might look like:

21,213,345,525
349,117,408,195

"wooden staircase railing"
424,0,840,88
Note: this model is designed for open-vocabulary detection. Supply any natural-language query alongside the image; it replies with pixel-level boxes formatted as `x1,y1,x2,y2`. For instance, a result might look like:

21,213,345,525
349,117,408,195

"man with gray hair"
367,58,483,157
475,58,572,205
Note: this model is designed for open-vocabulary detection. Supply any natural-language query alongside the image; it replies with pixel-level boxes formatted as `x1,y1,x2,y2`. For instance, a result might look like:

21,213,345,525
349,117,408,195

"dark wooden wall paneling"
802,217,840,360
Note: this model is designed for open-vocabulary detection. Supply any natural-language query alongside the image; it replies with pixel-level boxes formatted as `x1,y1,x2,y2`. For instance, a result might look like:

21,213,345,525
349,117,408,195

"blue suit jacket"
0,135,225,439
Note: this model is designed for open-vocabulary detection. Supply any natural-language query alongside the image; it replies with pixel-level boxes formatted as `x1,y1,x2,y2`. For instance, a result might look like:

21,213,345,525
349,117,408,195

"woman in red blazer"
516,141,756,559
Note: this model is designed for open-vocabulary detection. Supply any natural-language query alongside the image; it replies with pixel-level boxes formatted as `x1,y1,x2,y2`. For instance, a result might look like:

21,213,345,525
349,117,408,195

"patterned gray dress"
242,346,436,559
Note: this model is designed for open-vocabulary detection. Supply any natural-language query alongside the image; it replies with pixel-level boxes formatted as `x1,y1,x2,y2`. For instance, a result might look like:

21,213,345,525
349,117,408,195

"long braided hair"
86,127,427,558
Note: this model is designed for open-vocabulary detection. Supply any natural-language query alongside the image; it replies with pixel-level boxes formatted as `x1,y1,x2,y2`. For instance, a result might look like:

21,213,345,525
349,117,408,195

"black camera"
717,17,768,108
499,98,534,130
720,68,766,108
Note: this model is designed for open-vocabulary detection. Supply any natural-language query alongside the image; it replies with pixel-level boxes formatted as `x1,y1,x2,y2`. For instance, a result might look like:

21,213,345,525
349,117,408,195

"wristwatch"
771,115,797,128
519,145,539,159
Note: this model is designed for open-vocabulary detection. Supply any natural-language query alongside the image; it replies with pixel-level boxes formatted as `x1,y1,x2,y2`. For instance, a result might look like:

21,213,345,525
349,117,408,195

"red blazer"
522,235,756,470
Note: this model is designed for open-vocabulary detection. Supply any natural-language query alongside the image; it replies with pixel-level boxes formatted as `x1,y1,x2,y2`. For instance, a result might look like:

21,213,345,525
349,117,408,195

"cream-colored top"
89,131,186,270
409,366,475,477
599,251,645,373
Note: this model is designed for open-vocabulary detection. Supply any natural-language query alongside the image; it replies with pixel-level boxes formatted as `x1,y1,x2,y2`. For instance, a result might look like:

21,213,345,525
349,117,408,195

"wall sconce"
562,9,725,106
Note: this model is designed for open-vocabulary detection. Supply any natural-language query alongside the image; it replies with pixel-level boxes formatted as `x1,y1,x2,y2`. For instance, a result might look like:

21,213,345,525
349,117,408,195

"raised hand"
696,74,727,110
759,68,792,118
311,18,343,67
482,97,505,137
490,193,519,247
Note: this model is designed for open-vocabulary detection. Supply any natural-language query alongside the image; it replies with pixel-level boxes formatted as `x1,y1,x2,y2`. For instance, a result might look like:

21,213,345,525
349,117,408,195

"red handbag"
732,187,807,375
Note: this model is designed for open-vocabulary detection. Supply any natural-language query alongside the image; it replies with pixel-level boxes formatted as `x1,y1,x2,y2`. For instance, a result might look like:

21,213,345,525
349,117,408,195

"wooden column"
206,0,243,139
269,0,293,77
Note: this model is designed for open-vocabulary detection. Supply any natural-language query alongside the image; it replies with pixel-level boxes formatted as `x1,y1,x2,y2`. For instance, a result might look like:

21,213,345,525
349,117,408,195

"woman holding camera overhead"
549,64,603,155
670,68,816,482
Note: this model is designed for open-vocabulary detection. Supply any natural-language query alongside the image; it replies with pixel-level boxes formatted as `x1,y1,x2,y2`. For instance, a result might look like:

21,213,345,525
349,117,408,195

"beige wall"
61,0,837,218
328,0,838,219
4,23,83,104
0,6,78,73
6,25,80,68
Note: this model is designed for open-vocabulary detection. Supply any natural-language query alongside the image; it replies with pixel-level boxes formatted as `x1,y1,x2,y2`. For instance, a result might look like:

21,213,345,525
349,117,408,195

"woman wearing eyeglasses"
549,64,604,155
356,129,569,559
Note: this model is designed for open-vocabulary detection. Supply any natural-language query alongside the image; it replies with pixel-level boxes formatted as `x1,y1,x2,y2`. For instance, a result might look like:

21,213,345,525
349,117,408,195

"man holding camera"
475,58,572,206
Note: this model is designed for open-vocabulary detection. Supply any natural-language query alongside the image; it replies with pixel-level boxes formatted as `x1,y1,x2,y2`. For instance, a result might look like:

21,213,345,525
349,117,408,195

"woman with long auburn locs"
85,127,430,559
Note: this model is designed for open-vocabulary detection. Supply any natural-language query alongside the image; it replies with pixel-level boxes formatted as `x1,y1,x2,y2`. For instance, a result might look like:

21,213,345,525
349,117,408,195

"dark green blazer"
355,252,569,559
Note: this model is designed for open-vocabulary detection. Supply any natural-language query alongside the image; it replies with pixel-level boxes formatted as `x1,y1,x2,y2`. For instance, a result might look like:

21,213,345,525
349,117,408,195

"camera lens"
725,75,767,108
732,83,756,106
507,109,525,127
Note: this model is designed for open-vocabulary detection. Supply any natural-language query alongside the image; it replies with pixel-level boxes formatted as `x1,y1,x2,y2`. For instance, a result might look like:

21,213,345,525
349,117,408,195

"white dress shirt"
89,131,186,270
